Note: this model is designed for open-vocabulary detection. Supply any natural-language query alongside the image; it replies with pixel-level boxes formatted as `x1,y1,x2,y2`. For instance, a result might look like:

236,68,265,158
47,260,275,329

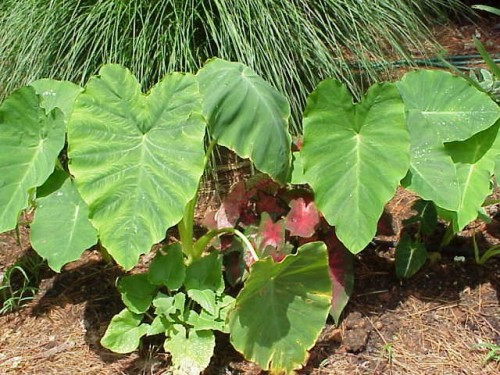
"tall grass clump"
0,0,468,132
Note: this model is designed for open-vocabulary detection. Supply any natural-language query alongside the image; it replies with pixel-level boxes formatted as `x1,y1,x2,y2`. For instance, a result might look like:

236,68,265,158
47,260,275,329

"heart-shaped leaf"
0,86,66,232
397,70,500,211
68,64,206,270
301,80,409,253
197,58,292,183
228,242,332,374
30,177,97,272
285,198,320,238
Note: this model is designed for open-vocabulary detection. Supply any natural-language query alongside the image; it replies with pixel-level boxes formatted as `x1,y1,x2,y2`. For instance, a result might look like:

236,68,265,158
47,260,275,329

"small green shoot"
472,234,500,265
474,342,500,364
0,253,44,314
381,342,394,363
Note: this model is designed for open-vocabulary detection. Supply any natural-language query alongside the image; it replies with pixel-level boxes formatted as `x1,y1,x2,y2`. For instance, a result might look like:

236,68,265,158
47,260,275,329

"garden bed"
1,16,500,375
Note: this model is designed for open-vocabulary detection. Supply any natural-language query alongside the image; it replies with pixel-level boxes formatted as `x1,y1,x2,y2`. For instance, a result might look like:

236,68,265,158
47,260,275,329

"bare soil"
1,16,500,375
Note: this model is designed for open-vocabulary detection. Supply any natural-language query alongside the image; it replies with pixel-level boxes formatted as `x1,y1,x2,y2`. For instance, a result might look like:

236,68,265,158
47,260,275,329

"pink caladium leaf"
258,212,285,249
204,181,246,229
325,233,354,325
285,198,320,238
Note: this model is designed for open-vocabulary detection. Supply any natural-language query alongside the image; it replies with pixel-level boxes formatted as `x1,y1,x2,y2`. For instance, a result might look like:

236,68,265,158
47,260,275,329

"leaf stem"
192,228,259,262
179,137,219,262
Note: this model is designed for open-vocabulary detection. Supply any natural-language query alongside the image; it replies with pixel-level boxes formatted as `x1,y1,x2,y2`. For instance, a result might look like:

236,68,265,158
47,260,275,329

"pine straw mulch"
0,186,499,375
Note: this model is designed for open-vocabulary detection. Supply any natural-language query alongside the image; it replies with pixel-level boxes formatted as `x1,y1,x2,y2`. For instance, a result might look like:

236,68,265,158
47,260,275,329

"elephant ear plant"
0,59,333,374
2,58,500,374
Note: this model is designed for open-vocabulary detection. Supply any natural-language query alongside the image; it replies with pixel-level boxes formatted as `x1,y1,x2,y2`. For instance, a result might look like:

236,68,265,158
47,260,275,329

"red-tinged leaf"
206,181,246,229
239,209,259,226
325,234,354,325
292,136,303,151
285,198,320,238
246,174,280,198
261,242,293,263
255,191,286,217
258,213,285,250
203,210,218,230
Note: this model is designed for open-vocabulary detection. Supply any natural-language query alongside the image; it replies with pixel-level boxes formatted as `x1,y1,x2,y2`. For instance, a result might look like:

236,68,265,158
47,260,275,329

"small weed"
474,342,500,364
381,342,394,363
0,252,44,314
472,234,500,265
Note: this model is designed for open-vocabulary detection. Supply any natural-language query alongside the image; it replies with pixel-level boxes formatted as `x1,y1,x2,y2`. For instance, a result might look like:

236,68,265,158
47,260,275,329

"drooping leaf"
67,64,206,270
118,273,158,314
197,58,292,183
165,325,215,375
100,309,148,354
148,243,186,290
184,252,223,293
442,123,499,230
301,80,409,253
0,86,66,233
30,177,98,272
395,234,427,279
30,79,82,120
397,70,500,211
285,198,320,238
228,242,332,374
35,168,69,198
325,235,354,325
472,4,500,17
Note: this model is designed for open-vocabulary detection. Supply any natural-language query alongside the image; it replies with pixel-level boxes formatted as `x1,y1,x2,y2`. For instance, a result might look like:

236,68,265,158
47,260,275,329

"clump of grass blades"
0,0,468,132
0,252,44,314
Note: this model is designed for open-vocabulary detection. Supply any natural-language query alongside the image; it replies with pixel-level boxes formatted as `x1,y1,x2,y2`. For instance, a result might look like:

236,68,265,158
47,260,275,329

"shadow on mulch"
27,257,128,364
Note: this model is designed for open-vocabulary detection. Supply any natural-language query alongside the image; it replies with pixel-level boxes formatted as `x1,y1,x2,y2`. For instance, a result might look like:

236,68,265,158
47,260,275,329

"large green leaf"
197,58,292,184
397,70,500,211
30,79,82,120
228,242,332,374
68,64,206,270
0,86,66,232
301,80,409,253
100,308,149,354
30,177,97,272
